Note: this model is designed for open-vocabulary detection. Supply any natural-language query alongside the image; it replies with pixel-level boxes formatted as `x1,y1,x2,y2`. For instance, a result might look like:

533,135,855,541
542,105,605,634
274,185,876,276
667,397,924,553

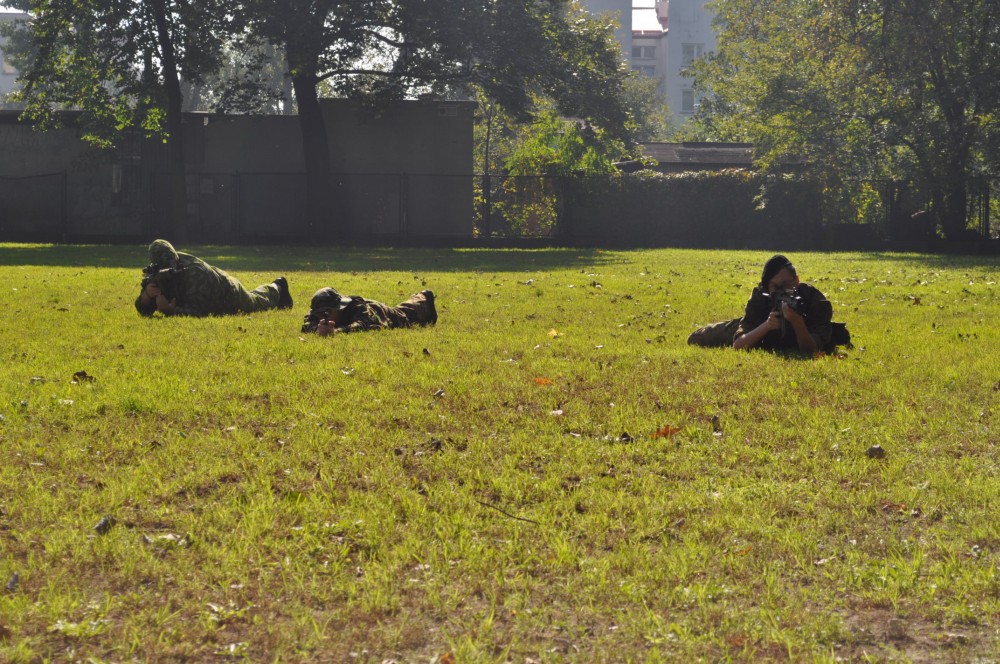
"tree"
3,0,230,236
232,0,638,232
183,41,293,114
696,0,1000,238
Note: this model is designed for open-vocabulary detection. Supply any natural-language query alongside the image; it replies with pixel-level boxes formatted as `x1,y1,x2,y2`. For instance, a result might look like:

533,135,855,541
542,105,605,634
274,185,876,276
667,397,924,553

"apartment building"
0,11,27,108
582,0,716,125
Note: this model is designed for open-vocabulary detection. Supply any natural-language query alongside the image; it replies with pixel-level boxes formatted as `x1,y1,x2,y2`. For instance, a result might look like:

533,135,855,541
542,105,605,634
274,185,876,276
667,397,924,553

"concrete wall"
0,99,475,242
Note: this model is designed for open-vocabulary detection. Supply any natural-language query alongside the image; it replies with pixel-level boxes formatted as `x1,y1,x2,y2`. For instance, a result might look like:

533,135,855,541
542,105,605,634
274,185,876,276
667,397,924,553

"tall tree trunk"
290,71,334,235
151,0,188,241
941,161,968,240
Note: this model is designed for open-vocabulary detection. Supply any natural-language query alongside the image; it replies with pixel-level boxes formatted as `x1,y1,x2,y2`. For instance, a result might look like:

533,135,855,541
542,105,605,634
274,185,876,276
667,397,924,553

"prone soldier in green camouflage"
301,287,437,336
135,239,293,317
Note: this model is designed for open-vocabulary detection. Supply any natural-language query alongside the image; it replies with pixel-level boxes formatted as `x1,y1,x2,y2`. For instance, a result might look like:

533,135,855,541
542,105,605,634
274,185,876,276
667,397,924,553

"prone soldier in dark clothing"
135,239,293,317
301,287,437,336
688,255,849,352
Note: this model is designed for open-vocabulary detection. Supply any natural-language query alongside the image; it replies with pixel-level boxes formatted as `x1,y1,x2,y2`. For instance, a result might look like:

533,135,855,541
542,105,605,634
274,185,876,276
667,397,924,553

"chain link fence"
0,169,996,247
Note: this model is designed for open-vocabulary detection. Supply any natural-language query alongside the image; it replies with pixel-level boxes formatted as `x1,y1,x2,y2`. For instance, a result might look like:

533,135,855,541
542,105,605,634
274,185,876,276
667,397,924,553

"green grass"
0,243,997,662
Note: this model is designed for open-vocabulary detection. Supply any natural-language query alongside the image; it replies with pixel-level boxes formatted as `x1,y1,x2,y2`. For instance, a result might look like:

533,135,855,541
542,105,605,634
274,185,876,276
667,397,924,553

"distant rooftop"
641,142,755,165
633,0,665,35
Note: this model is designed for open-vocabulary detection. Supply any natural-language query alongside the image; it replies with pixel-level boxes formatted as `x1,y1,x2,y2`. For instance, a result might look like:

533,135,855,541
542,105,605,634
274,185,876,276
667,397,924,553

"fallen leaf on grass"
866,444,887,459
438,653,456,664
550,409,564,416
71,370,96,384
652,425,681,439
142,532,193,548
94,516,116,535
736,545,753,556
548,328,563,338
881,501,906,512
726,633,748,648
533,377,553,385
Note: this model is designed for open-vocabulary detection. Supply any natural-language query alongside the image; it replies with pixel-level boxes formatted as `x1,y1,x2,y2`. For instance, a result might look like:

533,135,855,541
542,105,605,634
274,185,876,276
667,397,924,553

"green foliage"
621,72,673,143
564,169,823,245
697,0,1000,237
0,244,997,661
4,0,229,143
505,109,620,177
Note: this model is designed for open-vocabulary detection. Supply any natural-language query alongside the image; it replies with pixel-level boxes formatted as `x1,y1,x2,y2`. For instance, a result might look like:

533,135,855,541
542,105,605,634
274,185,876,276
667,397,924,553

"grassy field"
0,243,997,663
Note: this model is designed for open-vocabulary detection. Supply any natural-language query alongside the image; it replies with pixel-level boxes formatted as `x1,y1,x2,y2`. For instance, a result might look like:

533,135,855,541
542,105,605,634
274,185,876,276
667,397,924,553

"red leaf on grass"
533,377,553,385
652,425,681,439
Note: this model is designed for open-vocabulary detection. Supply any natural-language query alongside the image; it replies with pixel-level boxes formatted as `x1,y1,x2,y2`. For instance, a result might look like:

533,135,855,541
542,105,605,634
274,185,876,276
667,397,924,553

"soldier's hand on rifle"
317,319,339,337
781,302,804,326
764,310,783,331
155,294,177,315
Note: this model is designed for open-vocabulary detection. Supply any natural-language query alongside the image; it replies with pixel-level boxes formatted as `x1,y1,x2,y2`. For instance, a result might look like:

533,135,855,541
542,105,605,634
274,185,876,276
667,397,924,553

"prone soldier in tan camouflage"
301,287,437,336
135,239,293,317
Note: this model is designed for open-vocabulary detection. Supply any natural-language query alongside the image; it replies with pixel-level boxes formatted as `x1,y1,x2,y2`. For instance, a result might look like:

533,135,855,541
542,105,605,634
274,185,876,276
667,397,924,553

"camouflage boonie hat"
149,239,180,268
310,287,352,312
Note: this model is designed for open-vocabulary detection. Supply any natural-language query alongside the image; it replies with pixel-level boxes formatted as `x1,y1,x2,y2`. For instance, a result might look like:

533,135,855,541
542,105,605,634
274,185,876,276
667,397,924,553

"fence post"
61,171,69,241
232,172,241,241
981,180,990,238
482,173,492,238
400,172,408,236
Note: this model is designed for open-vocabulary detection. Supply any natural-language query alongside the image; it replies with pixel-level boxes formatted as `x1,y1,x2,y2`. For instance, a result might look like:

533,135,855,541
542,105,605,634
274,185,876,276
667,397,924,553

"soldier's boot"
421,290,437,325
275,277,293,309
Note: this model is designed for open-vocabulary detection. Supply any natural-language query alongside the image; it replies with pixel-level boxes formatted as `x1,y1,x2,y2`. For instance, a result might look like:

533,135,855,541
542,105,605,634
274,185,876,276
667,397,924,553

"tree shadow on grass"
0,244,625,273
3,244,992,273
0,244,621,272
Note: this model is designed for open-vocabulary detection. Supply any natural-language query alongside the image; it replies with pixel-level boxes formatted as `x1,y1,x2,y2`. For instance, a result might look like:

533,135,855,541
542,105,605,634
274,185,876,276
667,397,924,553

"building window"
681,43,704,68
632,65,656,77
681,90,696,114
632,45,656,60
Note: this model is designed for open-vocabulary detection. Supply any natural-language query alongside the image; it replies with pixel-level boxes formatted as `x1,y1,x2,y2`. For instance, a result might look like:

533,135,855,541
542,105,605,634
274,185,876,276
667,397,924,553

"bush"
562,169,823,248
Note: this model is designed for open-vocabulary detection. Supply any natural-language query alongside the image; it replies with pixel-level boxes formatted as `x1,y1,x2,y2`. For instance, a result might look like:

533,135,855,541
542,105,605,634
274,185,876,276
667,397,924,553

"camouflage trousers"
372,292,437,328
231,282,282,313
687,318,741,348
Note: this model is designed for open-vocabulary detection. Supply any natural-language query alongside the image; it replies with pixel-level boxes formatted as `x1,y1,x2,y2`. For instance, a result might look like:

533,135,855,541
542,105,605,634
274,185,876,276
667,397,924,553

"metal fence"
0,169,996,245
0,172,67,238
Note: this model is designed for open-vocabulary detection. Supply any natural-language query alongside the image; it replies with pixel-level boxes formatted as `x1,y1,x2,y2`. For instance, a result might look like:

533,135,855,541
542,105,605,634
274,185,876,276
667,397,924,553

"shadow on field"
821,252,999,271
4,245,992,273
0,244,622,273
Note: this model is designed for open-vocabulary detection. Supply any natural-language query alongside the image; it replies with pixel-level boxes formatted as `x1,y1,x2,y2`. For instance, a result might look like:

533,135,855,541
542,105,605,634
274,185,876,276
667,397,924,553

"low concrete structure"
0,99,475,242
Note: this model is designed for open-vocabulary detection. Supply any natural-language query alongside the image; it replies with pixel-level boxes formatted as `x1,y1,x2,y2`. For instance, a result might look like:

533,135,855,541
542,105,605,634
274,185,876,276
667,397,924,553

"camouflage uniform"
135,239,285,317
301,289,437,334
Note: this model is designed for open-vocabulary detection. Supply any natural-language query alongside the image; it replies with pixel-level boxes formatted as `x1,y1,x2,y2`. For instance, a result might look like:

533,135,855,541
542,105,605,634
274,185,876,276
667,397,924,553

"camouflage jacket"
135,240,251,317
301,297,414,334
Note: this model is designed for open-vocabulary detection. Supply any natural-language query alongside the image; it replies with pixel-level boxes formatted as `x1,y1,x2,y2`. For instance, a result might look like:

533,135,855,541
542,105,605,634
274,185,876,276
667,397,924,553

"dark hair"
761,254,796,288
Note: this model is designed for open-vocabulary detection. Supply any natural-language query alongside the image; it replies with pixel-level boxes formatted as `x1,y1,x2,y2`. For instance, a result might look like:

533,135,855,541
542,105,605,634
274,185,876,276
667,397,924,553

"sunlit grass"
0,244,997,661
